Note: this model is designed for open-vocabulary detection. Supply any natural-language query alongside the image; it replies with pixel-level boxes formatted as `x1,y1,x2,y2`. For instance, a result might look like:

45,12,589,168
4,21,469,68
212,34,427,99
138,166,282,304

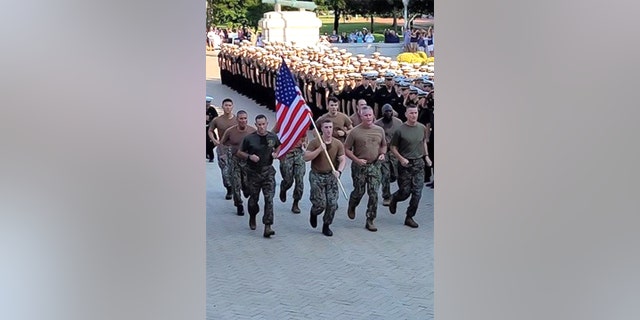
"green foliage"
408,0,434,15
206,0,433,31
207,0,273,29
246,2,274,28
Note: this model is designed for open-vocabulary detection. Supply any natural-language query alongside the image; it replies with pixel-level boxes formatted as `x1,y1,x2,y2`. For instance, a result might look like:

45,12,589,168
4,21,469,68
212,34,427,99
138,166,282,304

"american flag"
274,58,312,158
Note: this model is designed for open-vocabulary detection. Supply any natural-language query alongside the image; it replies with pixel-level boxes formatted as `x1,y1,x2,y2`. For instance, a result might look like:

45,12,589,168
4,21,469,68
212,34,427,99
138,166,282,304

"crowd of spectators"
206,26,257,50
209,24,433,57
323,28,377,44
319,26,434,56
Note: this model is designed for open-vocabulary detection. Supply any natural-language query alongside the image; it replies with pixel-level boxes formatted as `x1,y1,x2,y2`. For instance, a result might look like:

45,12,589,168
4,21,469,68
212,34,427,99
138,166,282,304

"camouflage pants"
279,147,305,201
391,158,426,217
380,151,398,200
309,171,339,225
229,155,249,207
217,145,232,189
246,165,276,225
348,161,382,220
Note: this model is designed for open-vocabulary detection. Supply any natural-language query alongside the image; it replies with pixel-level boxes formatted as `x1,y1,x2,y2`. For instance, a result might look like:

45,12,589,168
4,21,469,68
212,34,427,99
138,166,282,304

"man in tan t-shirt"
208,98,237,200
349,99,367,128
221,110,256,216
343,105,387,232
315,96,353,142
304,119,346,237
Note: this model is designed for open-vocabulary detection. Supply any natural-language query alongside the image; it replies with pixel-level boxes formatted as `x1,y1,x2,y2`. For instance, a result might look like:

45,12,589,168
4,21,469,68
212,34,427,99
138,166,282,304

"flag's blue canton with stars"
274,58,312,158
275,63,297,106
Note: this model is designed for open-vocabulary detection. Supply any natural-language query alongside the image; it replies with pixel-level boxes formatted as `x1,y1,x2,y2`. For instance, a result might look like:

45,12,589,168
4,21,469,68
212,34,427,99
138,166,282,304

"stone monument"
259,0,322,47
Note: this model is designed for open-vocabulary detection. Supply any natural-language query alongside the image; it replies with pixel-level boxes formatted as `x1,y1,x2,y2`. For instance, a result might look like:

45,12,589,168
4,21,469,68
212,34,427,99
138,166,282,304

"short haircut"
359,105,373,114
405,104,419,111
322,119,333,125
236,110,247,116
327,96,340,104
222,98,233,105
255,114,267,122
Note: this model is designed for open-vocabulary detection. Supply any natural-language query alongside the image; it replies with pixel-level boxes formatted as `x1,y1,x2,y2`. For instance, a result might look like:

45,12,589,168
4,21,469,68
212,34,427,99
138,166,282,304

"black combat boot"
249,214,256,230
309,211,317,228
291,200,301,214
347,206,356,220
365,219,378,232
263,224,275,238
322,223,333,237
225,186,233,200
404,216,419,228
389,196,397,214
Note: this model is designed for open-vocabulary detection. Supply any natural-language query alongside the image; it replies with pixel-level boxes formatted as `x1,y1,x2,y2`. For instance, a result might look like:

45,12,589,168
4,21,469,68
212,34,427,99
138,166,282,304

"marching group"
207,94,433,239
208,40,434,239
217,41,435,181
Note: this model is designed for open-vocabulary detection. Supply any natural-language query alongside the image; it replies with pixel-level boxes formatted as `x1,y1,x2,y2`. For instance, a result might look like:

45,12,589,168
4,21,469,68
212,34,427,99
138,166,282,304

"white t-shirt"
207,31,215,40
212,33,221,47
364,34,375,43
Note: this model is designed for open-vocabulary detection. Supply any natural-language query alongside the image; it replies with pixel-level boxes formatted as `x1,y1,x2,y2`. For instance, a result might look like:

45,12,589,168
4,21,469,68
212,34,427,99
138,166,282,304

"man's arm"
208,120,219,145
343,115,355,135
390,144,408,167
344,147,358,163
271,136,282,159
236,136,251,160
377,129,387,160
272,145,281,160
336,154,346,173
220,127,232,146
336,143,347,173
342,135,357,162
424,127,432,167
303,140,324,161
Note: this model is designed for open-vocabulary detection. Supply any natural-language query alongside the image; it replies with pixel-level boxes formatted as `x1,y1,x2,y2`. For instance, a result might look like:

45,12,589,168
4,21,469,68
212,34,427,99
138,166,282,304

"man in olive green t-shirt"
389,105,430,228
374,103,404,206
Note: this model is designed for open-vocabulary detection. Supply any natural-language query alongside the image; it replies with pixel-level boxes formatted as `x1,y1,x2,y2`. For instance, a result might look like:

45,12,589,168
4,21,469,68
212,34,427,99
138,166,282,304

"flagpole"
274,56,348,200
308,114,349,200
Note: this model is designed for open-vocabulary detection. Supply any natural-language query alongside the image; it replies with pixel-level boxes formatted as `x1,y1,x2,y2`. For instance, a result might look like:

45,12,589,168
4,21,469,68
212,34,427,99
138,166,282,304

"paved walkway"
206,52,434,319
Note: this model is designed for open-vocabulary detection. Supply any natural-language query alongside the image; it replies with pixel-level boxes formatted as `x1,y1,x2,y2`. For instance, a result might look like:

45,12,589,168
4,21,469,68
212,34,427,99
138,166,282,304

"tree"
246,2,273,28
407,0,434,27
316,0,347,32
409,0,434,15
207,0,273,29
344,0,399,33
209,0,245,27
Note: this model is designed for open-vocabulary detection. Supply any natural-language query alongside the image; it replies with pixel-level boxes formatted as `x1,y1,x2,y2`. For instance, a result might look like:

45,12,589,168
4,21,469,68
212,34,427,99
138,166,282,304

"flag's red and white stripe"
275,60,312,158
